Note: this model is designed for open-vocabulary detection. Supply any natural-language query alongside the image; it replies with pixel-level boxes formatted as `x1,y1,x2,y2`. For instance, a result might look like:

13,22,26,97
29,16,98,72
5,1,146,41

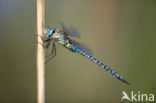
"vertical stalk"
36,0,45,103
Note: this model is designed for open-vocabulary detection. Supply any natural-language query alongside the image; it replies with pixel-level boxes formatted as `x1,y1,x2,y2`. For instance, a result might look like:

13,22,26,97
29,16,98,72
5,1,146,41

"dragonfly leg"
45,39,51,49
37,35,51,47
44,38,51,42
38,34,52,43
36,42,44,47
45,42,55,58
45,42,56,64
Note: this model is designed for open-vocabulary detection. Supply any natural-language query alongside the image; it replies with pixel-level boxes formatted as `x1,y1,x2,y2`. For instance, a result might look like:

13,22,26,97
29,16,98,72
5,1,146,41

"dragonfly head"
44,27,55,37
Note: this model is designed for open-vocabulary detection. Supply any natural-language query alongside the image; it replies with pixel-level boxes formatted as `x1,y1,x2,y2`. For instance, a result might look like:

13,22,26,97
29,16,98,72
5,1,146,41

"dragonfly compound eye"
45,27,55,37
49,27,55,33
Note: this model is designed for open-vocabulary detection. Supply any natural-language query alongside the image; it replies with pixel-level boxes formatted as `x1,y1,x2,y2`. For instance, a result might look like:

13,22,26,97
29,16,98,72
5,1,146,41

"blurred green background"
0,0,156,103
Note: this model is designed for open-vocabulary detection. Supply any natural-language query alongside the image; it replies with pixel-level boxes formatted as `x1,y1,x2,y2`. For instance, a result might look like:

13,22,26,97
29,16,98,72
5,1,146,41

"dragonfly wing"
71,40,92,55
60,23,80,38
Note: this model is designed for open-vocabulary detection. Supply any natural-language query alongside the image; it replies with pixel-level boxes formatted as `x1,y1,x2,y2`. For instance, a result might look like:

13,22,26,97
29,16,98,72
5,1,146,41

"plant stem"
36,0,45,103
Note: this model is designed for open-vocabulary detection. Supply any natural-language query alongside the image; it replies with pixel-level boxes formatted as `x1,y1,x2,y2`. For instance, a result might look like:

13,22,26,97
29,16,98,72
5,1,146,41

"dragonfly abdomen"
83,53,129,84
68,43,129,84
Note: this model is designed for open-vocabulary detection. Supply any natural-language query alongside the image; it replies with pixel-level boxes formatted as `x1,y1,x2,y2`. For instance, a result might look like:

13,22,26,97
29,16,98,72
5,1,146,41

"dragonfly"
44,24,129,85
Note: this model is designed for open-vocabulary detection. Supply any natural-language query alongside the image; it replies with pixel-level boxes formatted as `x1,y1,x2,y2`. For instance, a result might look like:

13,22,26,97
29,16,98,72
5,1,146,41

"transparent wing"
60,23,92,54
71,39,92,55
60,23,80,38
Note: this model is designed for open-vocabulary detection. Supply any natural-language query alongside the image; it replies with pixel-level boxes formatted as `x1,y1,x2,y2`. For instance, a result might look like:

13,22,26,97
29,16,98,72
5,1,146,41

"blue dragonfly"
44,24,129,85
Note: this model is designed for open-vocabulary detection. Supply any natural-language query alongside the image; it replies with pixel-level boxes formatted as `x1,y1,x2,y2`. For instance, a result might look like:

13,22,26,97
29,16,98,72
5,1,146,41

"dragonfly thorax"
44,27,55,37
